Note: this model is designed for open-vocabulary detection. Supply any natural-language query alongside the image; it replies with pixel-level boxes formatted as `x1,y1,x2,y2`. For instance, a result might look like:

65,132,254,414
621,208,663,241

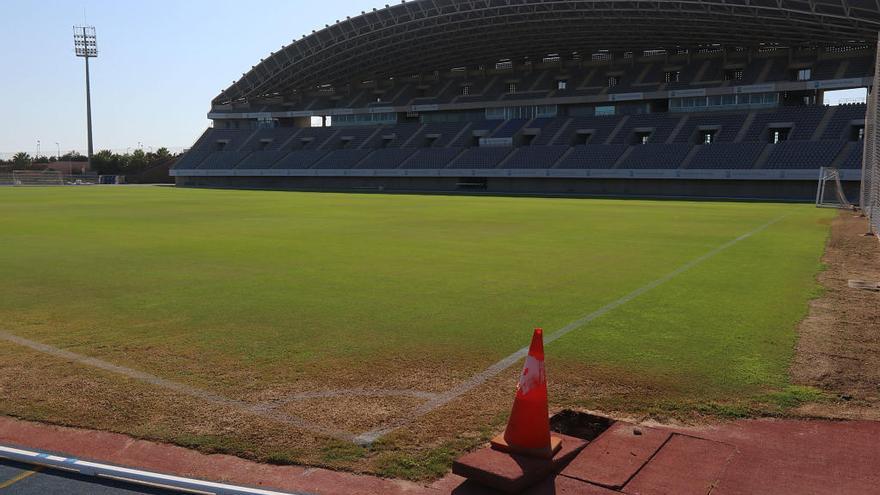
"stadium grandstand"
172,0,880,200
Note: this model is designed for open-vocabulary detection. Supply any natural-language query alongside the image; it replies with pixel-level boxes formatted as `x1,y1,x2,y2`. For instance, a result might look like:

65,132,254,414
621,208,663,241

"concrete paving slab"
452,434,588,493
561,422,671,489
524,475,622,494
688,420,880,495
622,434,736,495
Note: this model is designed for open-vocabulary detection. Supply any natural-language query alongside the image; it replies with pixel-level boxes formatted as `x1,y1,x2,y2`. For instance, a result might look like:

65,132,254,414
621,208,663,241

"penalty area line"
354,214,789,444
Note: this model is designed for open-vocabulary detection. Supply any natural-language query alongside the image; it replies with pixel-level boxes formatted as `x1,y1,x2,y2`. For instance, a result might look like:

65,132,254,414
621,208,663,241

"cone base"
490,434,563,459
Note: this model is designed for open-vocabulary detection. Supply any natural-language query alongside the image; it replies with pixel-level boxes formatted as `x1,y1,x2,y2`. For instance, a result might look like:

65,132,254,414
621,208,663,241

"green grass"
0,187,835,477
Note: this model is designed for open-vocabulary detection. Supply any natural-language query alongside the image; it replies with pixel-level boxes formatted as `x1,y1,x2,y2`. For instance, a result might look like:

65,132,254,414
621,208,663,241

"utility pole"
74,26,97,170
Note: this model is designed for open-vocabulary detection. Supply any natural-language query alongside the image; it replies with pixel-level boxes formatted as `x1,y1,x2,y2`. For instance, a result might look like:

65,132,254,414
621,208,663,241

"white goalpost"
12,170,64,186
816,167,854,210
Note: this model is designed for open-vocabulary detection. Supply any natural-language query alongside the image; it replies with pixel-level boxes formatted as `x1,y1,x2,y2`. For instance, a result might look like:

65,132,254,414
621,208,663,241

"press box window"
664,71,681,83
557,80,568,90
507,82,518,94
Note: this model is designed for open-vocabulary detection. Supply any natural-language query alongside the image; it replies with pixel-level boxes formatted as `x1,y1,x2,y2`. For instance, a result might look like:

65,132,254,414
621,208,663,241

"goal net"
862,40,880,236
816,167,853,209
12,170,64,186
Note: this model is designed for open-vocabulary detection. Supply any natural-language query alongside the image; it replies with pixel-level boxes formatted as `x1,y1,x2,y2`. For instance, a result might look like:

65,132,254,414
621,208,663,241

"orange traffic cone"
491,328,562,459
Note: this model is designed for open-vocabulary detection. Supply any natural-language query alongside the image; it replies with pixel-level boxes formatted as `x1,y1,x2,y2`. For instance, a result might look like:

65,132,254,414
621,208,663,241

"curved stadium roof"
215,0,880,104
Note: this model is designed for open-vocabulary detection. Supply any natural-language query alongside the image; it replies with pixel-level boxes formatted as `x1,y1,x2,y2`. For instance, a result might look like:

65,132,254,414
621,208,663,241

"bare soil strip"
792,212,880,419
0,331,352,441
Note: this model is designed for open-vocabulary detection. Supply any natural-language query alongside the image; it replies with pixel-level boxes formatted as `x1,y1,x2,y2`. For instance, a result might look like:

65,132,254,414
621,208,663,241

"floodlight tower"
73,26,97,168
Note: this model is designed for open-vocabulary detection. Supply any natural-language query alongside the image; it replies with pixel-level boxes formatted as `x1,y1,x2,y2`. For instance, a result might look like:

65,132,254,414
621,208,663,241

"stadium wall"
174,175,858,201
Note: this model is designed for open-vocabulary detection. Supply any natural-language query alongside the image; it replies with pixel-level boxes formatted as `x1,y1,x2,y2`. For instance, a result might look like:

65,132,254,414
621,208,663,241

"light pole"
74,26,97,170
55,142,61,161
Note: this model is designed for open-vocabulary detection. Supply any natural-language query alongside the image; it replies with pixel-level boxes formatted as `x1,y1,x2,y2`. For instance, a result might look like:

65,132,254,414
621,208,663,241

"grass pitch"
0,187,834,478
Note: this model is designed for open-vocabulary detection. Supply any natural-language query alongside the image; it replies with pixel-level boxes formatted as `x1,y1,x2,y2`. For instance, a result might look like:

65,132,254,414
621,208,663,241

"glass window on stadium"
332,112,397,126
670,92,778,112
421,110,486,123
664,71,681,83
724,69,744,81
796,68,812,81
595,106,616,116
257,117,277,129
485,105,557,120
557,80,568,91
608,76,620,88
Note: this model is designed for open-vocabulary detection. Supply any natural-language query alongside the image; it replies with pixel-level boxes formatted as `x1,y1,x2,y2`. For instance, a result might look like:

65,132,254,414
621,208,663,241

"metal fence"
862,40,880,236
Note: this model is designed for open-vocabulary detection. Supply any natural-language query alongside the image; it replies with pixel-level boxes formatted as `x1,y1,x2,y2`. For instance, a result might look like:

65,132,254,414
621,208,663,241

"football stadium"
2,1,880,494
173,1,878,202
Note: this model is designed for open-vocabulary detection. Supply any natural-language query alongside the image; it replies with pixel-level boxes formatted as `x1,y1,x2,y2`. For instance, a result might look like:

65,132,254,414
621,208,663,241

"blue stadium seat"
501,146,569,169
448,147,513,169
556,145,629,169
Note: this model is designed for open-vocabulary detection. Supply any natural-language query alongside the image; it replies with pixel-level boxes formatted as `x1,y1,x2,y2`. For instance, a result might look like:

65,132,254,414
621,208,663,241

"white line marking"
253,389,438,413
354,214,788,444
0,214,788,446
0,445,309,495
0,332,354,442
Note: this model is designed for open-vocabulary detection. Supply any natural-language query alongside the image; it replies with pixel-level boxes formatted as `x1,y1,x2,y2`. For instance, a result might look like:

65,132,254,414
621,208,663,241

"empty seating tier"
448,147,513,169
620,143,693,169
502,146,570,169
687,143,767,169
177,104,864,176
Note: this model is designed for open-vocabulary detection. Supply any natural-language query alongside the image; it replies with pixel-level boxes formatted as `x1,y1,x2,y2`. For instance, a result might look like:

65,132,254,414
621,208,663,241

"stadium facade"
172,0,880,200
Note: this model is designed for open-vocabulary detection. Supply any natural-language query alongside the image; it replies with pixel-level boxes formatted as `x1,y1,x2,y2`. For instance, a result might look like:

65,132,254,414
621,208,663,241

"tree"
92,150,122,175
61,151,88,162
128,149,148,171
12,152,31,166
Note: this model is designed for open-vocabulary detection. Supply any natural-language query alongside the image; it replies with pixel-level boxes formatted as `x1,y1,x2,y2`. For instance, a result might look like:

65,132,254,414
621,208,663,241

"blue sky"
0,0,868,157
0,0,378,156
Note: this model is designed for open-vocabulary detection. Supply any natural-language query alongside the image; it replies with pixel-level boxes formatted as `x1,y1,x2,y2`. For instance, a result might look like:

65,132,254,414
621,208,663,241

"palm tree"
12,152,31,166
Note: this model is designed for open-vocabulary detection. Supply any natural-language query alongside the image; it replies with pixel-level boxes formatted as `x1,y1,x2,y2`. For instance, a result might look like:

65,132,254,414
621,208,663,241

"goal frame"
816,167,853,210
12,170,64,187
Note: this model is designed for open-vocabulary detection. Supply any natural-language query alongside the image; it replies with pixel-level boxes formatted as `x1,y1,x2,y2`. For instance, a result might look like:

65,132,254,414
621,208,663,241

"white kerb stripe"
0,445,310,495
